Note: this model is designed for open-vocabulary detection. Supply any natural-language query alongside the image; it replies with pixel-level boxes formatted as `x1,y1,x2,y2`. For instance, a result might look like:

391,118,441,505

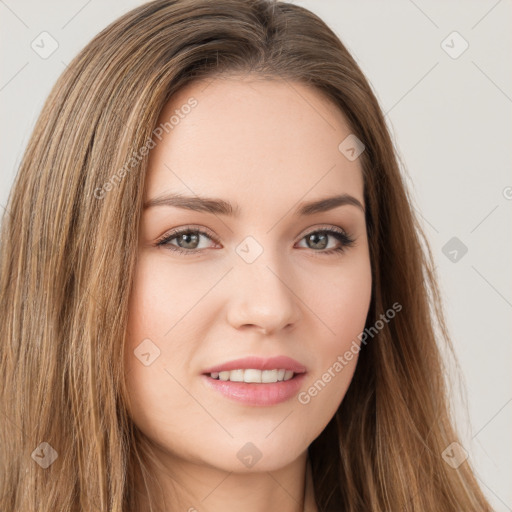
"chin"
195,438,308,474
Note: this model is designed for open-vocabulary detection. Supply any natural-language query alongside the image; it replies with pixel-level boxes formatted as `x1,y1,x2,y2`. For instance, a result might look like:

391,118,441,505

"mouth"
200,357,307,406
200,355,307,406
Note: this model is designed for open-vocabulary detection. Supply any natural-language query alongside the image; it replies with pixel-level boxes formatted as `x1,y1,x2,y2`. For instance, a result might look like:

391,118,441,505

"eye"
155,225,356,256
155,226,218,255
296,226,356,256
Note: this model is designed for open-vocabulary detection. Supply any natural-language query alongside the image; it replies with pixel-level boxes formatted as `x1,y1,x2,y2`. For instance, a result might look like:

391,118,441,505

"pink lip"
200,356,307,406
202,356,307,374
201,373,306,406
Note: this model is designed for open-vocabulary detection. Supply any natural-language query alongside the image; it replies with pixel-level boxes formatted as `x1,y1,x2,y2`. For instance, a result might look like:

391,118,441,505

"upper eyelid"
157,225,217,243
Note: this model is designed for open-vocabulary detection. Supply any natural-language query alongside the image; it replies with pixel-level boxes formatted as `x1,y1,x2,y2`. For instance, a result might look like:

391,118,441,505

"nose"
226,248,302,335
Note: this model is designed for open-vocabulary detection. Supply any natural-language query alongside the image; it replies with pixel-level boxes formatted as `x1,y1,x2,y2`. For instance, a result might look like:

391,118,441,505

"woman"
0,0,493,510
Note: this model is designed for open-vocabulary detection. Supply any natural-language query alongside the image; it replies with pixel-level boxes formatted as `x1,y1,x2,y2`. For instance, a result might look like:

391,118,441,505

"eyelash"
155,225,356,257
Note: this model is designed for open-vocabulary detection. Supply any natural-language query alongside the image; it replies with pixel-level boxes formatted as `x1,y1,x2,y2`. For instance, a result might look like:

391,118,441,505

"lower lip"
201,373,306,406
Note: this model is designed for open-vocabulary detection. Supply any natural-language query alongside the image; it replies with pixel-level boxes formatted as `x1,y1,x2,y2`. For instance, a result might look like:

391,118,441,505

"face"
124,75,372,474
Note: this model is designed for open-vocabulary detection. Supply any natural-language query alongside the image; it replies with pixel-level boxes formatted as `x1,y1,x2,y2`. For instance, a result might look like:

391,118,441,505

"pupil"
181,233,198,248
309,233,327,249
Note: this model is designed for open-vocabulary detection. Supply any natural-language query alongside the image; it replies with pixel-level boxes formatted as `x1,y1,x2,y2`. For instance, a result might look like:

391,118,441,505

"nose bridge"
227,234,301,333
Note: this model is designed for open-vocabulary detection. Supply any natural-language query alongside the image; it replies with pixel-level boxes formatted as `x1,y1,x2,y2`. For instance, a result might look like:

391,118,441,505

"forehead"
145,75,365,216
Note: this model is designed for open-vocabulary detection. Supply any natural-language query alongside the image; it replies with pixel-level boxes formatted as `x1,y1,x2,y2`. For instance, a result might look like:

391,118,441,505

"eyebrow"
143,193,365,216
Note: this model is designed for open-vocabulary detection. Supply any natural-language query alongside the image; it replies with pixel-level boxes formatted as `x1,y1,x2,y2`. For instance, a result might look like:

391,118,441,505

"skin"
124,74,372,512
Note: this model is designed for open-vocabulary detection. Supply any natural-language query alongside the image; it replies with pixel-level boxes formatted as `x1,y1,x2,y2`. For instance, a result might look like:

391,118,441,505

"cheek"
123,259,169,420
123,254,211,434
126,251,222,346
296,256,371,425
124,256,197,368
306,252,372,349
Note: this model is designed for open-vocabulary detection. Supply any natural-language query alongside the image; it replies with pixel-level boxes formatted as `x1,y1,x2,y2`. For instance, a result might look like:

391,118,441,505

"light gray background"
1,1,510,509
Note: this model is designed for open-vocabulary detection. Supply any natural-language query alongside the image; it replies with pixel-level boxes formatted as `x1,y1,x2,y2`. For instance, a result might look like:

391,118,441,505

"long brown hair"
0,0,492,510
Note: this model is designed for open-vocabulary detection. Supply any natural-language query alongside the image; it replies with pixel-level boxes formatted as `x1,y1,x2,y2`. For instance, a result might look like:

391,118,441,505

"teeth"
261,370,277,383
211,369,296,383
230,369,244,382
244,369,261,383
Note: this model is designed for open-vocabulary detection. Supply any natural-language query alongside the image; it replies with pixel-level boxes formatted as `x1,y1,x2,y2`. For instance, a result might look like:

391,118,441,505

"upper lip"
202,356,307,374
